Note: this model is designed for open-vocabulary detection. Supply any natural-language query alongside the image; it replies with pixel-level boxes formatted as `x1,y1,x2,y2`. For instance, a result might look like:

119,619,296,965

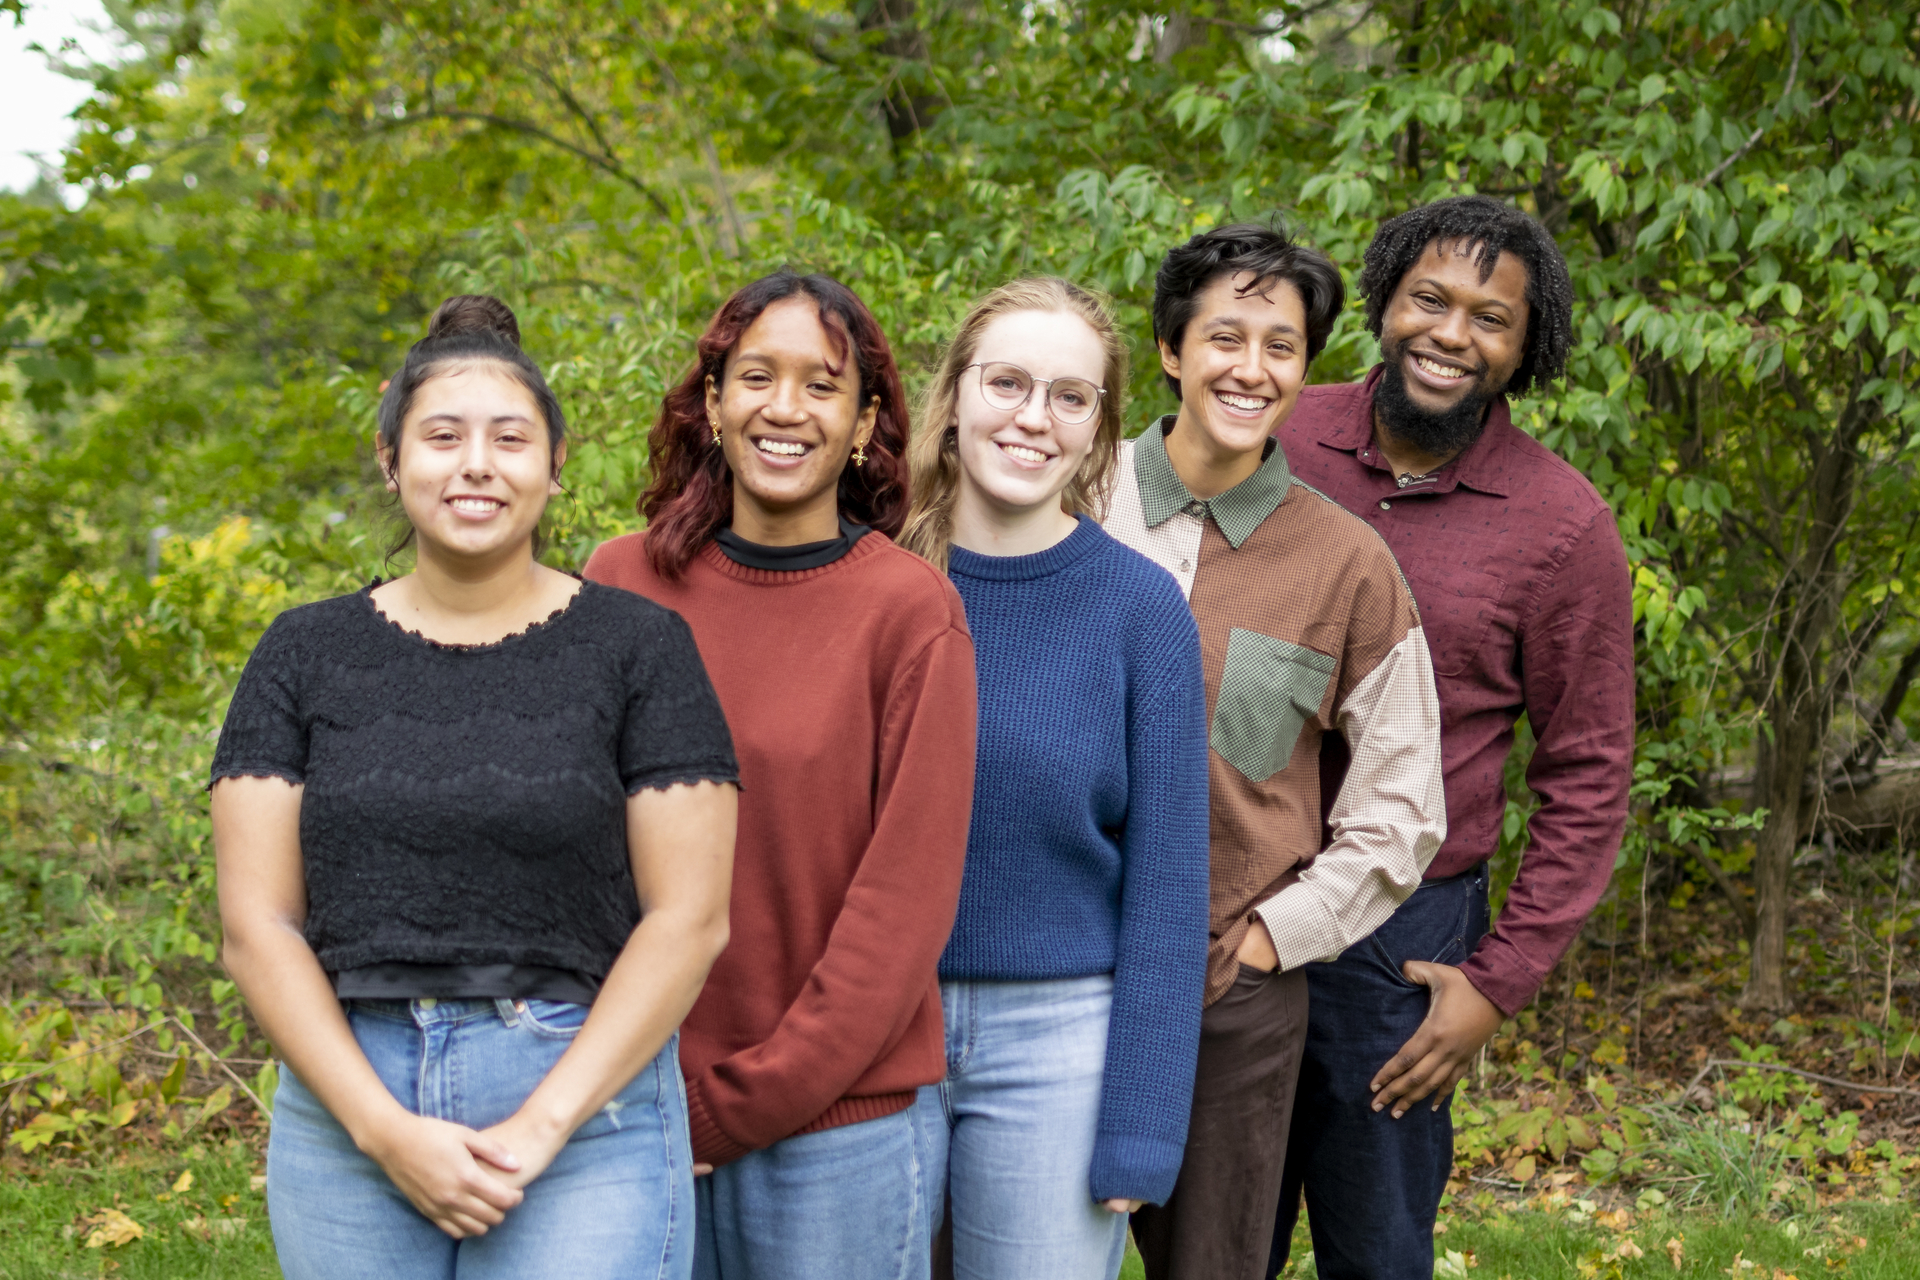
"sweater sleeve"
683,622,978,1164
1089,603,1210,1206
1459,507,1634,1014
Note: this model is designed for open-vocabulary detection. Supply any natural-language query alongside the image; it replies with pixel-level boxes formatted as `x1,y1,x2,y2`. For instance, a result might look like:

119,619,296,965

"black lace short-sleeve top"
210,581,739,982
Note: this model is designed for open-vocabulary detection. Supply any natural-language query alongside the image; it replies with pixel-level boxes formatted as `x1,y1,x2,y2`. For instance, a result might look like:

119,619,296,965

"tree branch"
1700,26,1801,186
1683,1057,1920,1100
391,109,675,221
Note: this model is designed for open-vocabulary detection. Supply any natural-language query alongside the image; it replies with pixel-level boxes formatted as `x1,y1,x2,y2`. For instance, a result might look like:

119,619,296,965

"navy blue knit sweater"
942,515,1210,1206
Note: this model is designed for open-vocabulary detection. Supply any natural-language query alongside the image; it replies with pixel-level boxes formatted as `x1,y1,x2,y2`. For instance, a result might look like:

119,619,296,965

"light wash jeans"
692,1108,928,1280
266,998,693,1280
914,975,1128,1280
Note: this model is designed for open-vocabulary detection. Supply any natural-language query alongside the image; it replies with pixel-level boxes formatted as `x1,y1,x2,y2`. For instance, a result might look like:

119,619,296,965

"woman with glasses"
901,278,1210,1280
584,271,977,1280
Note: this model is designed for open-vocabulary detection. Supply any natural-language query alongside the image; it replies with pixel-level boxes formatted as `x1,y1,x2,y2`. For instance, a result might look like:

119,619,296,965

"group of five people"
210,194,1633,1280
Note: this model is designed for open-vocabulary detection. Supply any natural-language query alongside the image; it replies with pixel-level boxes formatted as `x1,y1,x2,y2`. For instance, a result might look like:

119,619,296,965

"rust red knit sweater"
584,530,977,1166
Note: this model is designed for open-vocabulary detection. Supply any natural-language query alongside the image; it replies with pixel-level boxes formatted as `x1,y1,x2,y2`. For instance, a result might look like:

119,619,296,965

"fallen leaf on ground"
1667,1237,1685,1270
82,1209,145,1249
1616,1239,1645,1260
182,1214,248,1242
172,1169,194,1194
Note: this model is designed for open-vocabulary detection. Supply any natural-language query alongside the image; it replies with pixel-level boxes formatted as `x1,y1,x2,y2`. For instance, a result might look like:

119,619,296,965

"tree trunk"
1742,382,1872,1010
861,0,940,141
1153,12,1195,64
1745,673,1820,1011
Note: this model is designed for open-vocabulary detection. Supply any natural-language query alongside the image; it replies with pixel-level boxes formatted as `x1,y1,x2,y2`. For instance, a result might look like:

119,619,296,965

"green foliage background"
2,0,1917,1075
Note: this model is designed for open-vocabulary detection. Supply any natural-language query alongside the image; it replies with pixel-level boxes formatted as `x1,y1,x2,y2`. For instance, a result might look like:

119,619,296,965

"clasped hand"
362,1108,569,1239
1367,961,1505,1119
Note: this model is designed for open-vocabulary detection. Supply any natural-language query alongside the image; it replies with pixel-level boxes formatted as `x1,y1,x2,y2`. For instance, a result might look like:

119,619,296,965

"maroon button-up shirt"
1278,367,1634,1015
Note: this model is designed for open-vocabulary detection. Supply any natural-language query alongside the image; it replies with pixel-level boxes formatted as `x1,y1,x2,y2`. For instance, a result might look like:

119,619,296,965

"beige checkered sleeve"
1254,626,1447,971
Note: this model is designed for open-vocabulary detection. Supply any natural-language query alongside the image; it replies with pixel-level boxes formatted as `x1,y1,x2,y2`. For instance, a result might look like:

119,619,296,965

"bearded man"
1270,195,1634,1280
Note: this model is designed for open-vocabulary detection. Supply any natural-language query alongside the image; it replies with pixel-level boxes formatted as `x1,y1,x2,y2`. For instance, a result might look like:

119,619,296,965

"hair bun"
427,294,521,346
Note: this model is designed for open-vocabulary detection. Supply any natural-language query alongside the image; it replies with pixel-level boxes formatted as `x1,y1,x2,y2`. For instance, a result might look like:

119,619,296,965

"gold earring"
851,444,868,467
710,418,722,446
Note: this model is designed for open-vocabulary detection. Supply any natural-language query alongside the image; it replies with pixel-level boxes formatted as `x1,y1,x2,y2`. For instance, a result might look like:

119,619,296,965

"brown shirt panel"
1187,485,1423,1003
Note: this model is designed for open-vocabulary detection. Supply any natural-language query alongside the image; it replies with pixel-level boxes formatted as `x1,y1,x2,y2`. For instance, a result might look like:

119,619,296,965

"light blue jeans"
266,998,693,1280
693,1108,929,1280
914,976,1128,1280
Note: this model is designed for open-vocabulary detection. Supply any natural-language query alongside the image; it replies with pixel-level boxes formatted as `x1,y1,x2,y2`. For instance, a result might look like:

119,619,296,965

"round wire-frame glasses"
965,362,1106,426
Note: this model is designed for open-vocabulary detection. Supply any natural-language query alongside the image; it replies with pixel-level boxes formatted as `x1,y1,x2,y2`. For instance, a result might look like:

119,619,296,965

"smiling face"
710,296,877,542
380,362,561,569
953,309,1107,523
1378,239,1531,420
1161,271,1311,464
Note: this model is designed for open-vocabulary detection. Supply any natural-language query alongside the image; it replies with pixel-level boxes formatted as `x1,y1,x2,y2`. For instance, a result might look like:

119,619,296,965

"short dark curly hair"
1152,220,1346,399
1359,195,1573,398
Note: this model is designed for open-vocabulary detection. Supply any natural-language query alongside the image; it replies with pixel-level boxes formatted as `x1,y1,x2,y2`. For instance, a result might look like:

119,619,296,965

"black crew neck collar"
714,516,871,572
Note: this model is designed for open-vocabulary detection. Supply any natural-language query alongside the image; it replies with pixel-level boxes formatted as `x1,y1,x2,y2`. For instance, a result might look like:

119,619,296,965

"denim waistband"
1420,862,1488,888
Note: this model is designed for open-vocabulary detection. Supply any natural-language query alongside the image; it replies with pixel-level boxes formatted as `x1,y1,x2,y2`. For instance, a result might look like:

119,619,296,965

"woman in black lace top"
211,296,739,1280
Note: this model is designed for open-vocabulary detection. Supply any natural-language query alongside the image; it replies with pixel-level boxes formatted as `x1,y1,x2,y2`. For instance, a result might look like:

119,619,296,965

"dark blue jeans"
1269,865,1490,1280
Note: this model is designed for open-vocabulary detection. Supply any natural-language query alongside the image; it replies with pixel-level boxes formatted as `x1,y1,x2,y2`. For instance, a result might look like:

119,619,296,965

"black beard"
1374,339,1502,460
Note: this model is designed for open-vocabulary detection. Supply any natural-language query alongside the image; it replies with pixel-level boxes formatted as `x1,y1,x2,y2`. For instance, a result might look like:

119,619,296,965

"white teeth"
1415,355,1467,379
756,439,809,457
450,498,501,512
1216,392,1269,411
1001,443,1048,463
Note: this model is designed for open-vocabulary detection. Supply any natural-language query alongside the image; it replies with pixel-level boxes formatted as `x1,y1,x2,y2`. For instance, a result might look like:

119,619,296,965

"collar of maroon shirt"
1307,364,1517,500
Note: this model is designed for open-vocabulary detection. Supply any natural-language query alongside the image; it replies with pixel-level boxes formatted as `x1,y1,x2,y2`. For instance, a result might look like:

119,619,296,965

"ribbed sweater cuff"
1089,1131,1186,1207
684,1078,752,1169
793,1091,918,1138
683,1081,919,1169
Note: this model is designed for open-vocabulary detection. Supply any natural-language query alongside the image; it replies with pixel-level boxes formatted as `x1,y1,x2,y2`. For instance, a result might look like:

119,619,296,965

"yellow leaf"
1666,1236,1685,1271
1512,1154,1536,1182
83,1208,145,1249
172,1169,193,1194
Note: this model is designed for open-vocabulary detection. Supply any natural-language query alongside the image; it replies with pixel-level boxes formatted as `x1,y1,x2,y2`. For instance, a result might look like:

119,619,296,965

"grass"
3,1142,1914,1280
0,1141,276,1279
1119,1201,1920,1280
1427,1200,1920,1279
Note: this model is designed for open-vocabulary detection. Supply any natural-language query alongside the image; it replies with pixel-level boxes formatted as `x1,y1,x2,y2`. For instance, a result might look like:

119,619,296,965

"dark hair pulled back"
375,294,566,479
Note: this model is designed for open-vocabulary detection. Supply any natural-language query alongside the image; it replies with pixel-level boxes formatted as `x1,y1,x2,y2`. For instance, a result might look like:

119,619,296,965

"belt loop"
494,997,520,1028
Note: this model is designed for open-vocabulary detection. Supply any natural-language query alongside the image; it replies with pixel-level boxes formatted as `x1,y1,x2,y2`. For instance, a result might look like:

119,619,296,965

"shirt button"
1379,500,1392,511
1184,500,1206,518
1179,560,1192,572
417,997,438,1010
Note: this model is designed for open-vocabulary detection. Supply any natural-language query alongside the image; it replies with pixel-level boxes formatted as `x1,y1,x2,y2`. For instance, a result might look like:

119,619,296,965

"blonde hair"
900,278,1129,570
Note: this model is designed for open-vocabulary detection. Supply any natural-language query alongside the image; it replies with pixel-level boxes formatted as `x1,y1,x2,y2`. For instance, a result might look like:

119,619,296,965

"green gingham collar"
1133,415,1293,549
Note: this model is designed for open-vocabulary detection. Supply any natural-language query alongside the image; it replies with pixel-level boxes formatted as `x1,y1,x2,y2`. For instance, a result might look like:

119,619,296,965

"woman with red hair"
585,271,977,1280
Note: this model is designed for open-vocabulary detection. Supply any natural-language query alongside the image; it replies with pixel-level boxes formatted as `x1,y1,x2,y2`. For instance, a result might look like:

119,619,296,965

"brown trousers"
1131,964,1310,1280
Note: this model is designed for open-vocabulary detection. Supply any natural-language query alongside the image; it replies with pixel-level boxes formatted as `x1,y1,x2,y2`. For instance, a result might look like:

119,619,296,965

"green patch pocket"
1210,628,1336,783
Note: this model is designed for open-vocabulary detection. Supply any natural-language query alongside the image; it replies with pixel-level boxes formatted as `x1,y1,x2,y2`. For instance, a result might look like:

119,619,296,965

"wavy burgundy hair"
639,271,911,578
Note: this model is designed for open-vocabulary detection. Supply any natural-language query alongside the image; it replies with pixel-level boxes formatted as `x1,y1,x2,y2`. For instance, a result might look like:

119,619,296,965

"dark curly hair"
639,270,911,579
1358,195,1574,398
1151,219,1346,399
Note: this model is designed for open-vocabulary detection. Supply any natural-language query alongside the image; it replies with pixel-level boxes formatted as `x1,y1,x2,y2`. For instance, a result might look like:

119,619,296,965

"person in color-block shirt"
1103,224,1447,1280
900,277,1209,1280
1269,196,1633,1280
585,271,977,1280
